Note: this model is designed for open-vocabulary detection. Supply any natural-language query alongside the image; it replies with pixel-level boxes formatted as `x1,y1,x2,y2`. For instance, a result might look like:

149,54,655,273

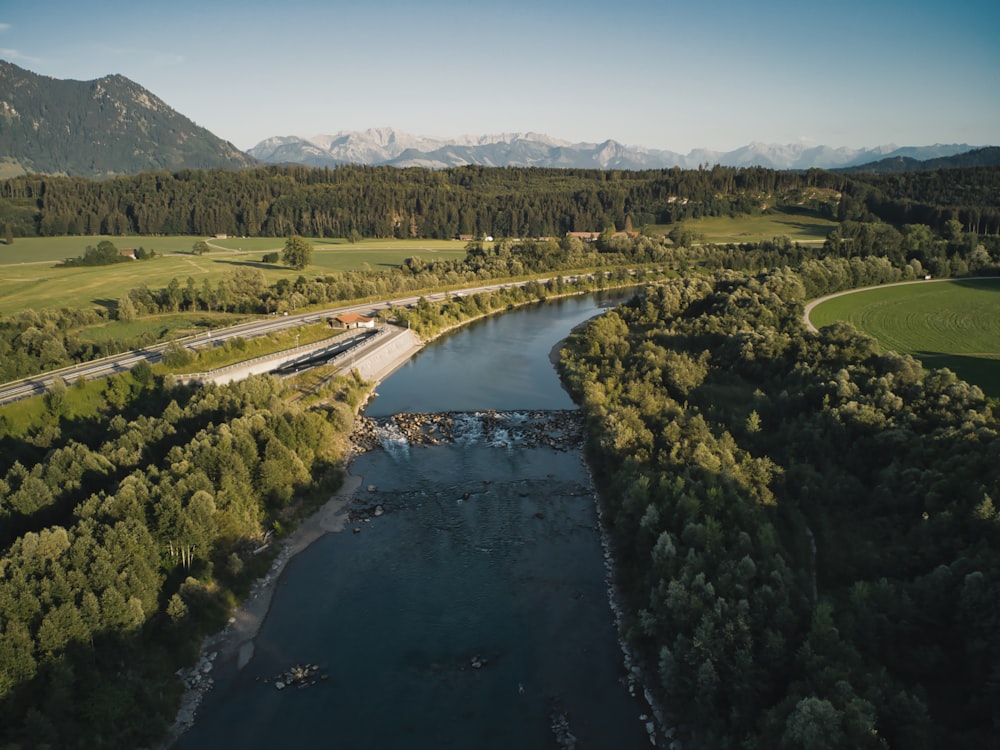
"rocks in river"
266,663,327,691
349,418,381,453
549,710,577,750
351,498,388,524
350,409,585,454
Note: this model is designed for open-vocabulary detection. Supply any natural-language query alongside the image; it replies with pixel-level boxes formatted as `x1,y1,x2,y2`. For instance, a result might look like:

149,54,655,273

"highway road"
0,277,575,406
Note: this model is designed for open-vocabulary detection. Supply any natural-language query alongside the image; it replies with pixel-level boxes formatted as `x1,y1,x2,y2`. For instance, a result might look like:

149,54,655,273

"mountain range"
0,60,994,179
247,128,983,172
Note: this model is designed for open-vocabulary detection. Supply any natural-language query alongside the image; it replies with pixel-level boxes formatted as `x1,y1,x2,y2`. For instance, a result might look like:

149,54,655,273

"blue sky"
2,0,998,152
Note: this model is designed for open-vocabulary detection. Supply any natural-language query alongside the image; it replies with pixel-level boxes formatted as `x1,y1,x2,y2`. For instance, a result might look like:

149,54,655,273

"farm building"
331,312,376,329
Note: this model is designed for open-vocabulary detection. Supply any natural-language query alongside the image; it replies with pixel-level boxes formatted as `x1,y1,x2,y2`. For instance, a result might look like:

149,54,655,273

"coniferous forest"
0,162,998,748
1,163,998,241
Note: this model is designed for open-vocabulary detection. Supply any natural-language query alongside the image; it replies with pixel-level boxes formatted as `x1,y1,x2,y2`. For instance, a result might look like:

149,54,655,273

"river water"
177,292,651,749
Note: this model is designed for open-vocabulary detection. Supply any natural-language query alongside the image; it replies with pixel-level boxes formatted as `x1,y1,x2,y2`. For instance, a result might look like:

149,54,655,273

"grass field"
0,236,468,316
810,278,1000,397
647,205,837,245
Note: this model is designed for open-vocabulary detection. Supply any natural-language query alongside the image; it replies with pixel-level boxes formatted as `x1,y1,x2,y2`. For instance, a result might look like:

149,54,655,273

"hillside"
0,61,256,178
838,146,1000,174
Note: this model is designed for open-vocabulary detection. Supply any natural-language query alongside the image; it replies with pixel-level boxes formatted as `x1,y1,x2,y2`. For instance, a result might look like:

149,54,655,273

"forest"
1,163,997,242
0,160,999,748
558,270,999,748
0,366,368,748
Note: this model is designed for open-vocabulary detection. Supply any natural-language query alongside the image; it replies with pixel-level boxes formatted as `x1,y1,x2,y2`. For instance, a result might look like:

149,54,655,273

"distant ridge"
0,60,255,178
248,128,984,171
836,146,1000,174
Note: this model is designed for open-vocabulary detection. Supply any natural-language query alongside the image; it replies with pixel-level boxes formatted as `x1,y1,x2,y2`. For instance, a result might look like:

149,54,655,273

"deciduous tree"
282,234,313,270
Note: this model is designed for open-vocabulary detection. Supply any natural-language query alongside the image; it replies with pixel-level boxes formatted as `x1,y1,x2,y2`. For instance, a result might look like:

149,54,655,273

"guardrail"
175,326,388,385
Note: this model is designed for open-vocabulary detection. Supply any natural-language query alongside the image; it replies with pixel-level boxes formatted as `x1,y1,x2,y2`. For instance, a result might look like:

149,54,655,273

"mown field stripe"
806,277,1000,397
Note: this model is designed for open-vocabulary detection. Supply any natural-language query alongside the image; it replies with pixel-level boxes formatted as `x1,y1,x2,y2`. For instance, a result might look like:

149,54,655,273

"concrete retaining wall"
176,330,372,386
175,326,421,387
338,328,422,383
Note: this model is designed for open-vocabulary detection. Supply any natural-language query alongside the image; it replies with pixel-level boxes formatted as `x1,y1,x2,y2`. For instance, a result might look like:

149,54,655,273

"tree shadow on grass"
209,258,279,271
770,219,835,237
915,351,1000,399
948,276,1000,290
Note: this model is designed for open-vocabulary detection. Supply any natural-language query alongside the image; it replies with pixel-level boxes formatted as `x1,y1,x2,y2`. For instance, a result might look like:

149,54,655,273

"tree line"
1,163,996,243
837,166,1000,235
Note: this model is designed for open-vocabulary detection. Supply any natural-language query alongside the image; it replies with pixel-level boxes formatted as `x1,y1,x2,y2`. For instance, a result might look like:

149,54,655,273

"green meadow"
810,278,1000,397
0,236,468,316
647,205,837,245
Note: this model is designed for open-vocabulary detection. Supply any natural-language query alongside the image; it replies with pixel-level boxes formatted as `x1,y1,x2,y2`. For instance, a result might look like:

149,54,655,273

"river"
176,292,653,749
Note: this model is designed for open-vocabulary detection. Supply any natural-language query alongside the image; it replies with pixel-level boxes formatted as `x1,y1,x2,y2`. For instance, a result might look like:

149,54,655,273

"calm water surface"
178,292,650,749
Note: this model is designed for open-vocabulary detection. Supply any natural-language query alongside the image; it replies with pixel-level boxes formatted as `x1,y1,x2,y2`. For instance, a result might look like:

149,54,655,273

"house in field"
567,231,600,242
330,312,376,329
119,248,137,259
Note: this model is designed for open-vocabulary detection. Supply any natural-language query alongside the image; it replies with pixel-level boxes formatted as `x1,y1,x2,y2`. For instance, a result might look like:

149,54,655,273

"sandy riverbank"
163,469,364,746
227,472,360,670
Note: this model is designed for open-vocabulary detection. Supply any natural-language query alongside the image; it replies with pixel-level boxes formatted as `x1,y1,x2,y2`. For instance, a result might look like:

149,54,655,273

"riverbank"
161,471,361,745
164,321,428,745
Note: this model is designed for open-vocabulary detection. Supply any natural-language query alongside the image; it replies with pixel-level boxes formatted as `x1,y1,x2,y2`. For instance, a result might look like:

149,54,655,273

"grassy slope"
810,278,1000,397
646,206,837,244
